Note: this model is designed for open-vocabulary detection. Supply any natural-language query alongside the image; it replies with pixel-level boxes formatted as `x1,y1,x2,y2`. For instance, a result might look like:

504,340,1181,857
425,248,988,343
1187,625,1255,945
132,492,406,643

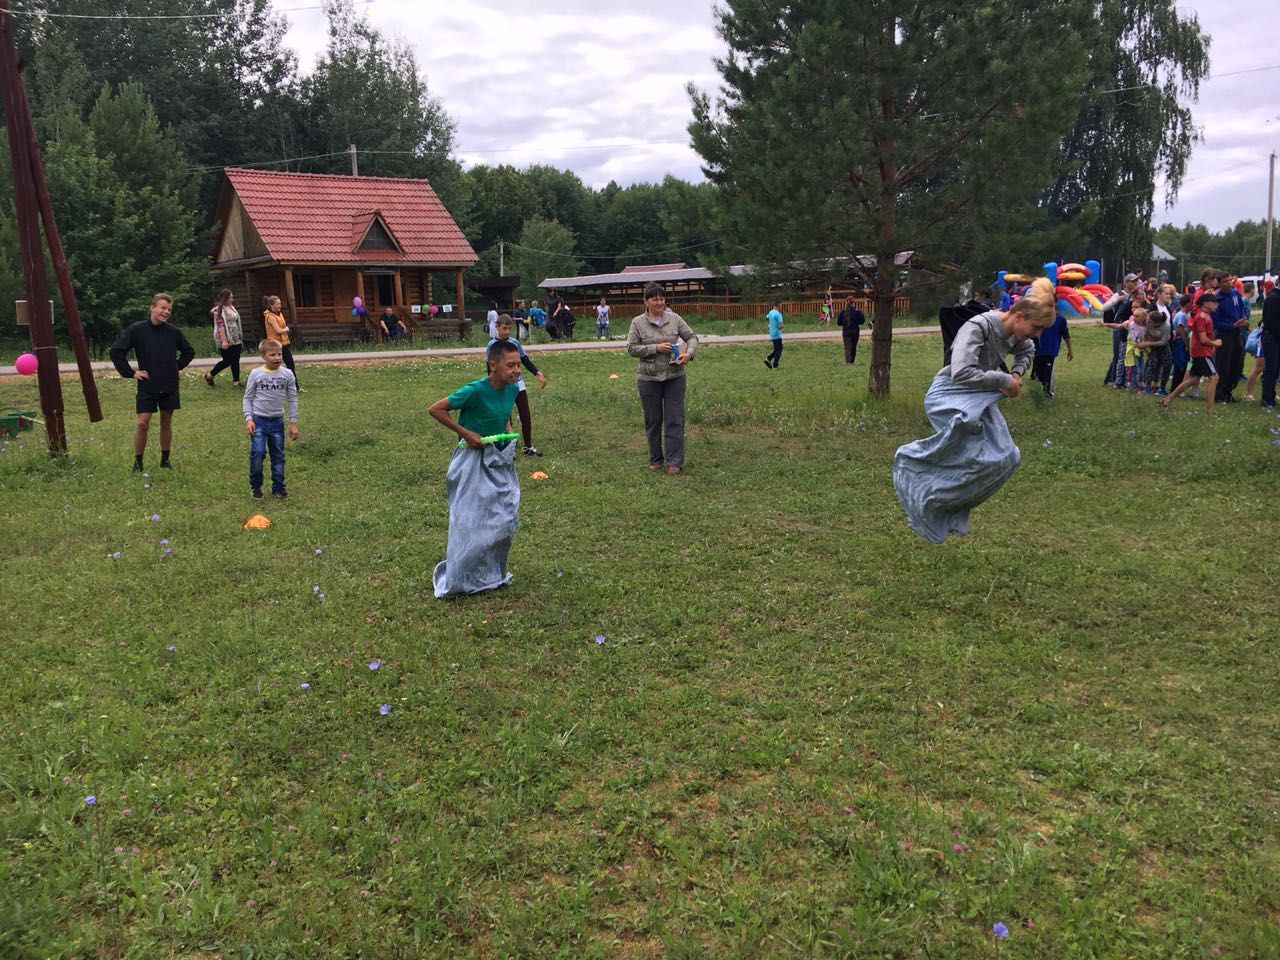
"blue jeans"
249,417,286,493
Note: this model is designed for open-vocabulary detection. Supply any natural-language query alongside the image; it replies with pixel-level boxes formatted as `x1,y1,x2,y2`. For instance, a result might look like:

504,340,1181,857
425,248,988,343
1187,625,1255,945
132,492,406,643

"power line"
5,2,328,19
184,150,349,174
504,238,719,261
1095,63,1280,94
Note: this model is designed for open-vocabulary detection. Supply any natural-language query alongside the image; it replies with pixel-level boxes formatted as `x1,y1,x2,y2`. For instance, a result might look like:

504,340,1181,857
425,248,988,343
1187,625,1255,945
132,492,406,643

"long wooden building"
211,168,477,343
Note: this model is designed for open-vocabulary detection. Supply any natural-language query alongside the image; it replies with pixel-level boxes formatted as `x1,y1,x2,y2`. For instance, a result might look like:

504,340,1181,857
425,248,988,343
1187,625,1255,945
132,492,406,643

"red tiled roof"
222,168,476,266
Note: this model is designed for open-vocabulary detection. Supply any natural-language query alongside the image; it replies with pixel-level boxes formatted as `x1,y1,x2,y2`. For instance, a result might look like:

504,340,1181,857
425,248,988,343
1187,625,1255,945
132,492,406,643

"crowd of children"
1096,267,1278,413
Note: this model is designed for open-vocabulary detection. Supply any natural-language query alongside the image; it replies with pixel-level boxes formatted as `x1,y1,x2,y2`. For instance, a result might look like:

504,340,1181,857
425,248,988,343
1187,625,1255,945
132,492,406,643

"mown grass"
2,327,1278,959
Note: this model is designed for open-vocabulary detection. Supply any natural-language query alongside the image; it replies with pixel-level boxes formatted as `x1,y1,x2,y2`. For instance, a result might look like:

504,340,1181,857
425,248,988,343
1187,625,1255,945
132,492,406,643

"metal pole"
349,143,358,177
0,0,66,453
11,43,102,422
1266,151,1275,277
499,240,504,276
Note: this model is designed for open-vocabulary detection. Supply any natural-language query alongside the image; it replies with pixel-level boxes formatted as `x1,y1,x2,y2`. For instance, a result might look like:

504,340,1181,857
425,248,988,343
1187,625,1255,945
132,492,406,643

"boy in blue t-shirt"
765,301,784,369
486,314,548,456
1030,313,1073,398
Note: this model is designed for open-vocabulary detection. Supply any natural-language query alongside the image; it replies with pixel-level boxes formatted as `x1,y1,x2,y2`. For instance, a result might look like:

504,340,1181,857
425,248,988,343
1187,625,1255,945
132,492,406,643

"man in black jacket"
109,293,195,471
836,295,865,364
1261,280,1280,409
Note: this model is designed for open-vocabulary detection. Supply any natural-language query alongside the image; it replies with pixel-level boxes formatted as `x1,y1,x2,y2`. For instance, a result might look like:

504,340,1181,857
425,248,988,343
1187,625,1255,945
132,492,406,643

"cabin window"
294,273,318,308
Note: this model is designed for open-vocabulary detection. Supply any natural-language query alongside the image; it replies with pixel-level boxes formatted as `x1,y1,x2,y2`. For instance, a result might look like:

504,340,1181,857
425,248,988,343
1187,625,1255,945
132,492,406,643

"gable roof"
215,168,476,267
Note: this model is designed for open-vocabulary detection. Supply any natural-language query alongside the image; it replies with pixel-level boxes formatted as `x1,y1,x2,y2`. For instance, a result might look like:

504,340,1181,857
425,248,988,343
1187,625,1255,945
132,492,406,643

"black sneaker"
272,490,288,499
251,487,263,500
523,446,543,457
160,460,172,469
131,462,143,473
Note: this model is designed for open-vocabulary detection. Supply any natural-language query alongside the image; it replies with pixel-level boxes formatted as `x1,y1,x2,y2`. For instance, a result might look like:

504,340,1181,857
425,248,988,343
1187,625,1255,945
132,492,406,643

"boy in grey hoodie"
242,339,300,499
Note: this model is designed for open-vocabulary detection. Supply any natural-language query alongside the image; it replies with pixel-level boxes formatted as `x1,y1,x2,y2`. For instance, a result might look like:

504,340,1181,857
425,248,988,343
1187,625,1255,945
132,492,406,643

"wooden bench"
293,320,370,347
415,318,474,342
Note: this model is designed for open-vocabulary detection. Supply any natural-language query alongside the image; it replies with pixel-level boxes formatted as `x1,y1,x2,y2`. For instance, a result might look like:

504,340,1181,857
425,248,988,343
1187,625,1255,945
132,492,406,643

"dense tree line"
0,0,724,348
0,0,1251,386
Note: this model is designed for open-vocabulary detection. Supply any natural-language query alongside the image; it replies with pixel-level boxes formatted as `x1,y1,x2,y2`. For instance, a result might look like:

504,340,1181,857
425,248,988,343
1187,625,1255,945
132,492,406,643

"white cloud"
282,0,1280,228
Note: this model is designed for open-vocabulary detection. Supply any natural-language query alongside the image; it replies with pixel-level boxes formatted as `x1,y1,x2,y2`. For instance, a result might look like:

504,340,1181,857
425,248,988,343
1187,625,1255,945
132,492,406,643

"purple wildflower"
379,704,391,715
84,795,96,805
992,922,1009,939
150,513,160,521
368,660,380,671
315,548,323,556
166,645,175,652
312,585,321,593
594,634,606,645
110,551,121,560
300,682,310,690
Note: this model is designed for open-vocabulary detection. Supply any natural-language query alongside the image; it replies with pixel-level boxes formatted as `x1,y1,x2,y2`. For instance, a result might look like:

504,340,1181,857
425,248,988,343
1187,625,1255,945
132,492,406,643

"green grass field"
2,328,1278,958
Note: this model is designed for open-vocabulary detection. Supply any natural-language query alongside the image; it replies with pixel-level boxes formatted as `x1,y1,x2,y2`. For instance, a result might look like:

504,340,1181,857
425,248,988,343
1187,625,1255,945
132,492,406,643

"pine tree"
690,0,1091,397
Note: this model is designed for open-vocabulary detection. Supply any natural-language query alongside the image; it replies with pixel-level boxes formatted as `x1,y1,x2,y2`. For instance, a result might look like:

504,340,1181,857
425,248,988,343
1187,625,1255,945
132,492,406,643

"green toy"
456,432,520,448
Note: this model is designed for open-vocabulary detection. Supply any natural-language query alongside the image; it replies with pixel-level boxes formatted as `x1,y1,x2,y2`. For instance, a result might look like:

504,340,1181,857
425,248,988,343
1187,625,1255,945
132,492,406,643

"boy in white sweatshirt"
242,339,300,499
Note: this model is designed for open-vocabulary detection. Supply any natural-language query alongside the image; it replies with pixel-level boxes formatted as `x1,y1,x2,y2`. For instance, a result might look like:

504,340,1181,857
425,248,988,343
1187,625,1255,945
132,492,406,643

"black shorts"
136,389,181,413
1189,357,1217,378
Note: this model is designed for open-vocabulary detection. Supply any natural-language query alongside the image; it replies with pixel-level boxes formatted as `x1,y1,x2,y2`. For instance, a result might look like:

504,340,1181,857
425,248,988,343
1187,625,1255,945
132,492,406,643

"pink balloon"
353,296,363,308
14,353,38,376
429,305,439,316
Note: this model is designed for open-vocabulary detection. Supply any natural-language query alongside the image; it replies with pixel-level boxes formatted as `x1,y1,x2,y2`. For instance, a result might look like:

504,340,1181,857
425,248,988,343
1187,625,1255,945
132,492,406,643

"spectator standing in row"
1101,273,1139,387
1260,280,1280,409
1214,273,1249,403
1140,294,1172,395
1169,293,1192,391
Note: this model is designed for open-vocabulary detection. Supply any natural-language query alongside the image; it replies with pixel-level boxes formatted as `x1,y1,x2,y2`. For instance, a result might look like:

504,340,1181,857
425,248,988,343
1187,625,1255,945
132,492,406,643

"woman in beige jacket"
625,283,699,474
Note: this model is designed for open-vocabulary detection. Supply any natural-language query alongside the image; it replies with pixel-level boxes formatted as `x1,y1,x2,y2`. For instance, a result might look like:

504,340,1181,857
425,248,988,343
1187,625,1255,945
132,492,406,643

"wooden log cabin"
211,168,478,345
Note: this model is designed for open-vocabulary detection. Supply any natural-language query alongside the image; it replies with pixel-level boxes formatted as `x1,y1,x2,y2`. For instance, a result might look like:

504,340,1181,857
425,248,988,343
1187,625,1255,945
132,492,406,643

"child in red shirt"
1162,292,1223,413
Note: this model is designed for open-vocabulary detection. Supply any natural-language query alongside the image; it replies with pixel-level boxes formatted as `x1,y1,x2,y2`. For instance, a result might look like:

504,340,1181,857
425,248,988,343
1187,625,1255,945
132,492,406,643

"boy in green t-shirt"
428,340,524,598
428,340,522,446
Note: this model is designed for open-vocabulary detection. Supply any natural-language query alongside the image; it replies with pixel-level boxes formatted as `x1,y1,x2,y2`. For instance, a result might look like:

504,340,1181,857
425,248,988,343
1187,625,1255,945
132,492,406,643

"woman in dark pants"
626,283,699,475
205,288,244,387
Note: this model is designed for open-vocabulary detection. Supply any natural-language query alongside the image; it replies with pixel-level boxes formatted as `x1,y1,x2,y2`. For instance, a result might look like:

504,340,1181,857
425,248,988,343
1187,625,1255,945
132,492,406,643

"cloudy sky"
283,0,1279,234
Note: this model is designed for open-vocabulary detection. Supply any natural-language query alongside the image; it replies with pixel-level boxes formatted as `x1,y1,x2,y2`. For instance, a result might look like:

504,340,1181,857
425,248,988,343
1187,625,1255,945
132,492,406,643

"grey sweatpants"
637,376,686,467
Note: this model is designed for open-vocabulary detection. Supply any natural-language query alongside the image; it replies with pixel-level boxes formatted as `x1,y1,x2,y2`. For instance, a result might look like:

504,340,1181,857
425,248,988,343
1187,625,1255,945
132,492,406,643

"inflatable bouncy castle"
995,260,1114,318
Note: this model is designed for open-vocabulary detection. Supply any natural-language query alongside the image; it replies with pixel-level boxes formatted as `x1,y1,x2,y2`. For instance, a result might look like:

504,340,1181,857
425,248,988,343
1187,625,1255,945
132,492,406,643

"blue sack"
1245,326,1262,357
433,441,521,598
892,373,1021,544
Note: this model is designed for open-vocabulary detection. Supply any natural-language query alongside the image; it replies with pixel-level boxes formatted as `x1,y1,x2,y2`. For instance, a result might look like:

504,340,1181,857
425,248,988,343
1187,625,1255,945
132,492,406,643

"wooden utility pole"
0,0,103,457
1,1,65,451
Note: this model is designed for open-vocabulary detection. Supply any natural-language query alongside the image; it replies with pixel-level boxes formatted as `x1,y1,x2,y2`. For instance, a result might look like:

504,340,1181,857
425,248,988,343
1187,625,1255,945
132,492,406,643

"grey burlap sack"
892,373,1021,544
433,442,521,598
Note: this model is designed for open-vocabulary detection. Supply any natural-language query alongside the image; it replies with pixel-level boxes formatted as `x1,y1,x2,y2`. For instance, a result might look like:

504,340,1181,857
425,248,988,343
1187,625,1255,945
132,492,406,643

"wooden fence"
557,295,910,321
